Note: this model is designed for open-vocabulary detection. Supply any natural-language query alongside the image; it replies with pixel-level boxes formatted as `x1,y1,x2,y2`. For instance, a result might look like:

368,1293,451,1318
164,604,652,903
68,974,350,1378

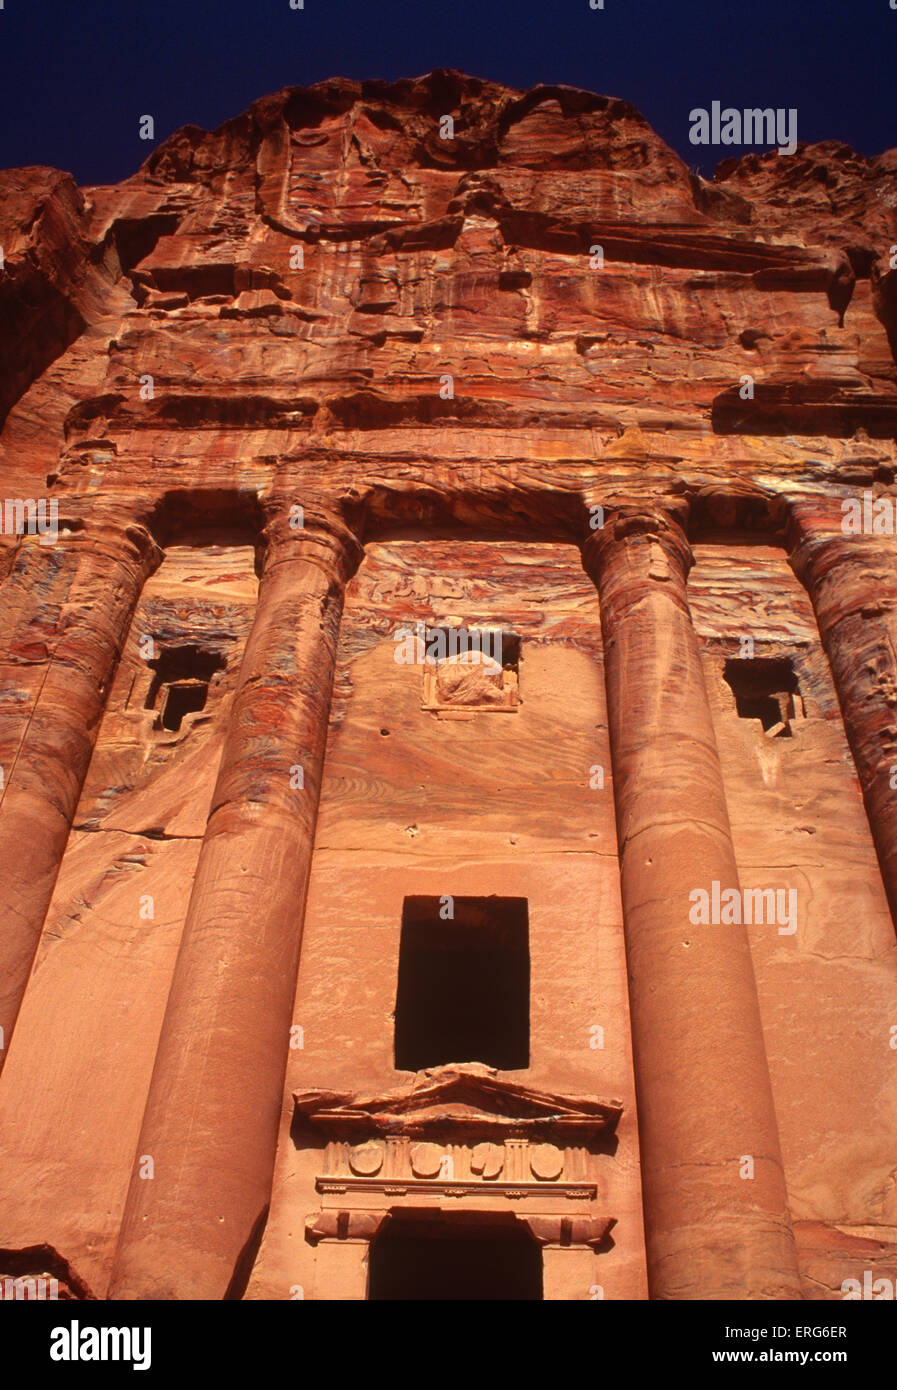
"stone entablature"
297,1066,620,1272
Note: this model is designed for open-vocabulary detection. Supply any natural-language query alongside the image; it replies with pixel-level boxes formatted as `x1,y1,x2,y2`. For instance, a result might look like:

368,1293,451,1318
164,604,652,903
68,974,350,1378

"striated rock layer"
0,71,896,1302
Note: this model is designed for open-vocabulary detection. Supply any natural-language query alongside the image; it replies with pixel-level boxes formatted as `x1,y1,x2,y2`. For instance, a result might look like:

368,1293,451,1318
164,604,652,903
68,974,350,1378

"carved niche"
419,628,520,716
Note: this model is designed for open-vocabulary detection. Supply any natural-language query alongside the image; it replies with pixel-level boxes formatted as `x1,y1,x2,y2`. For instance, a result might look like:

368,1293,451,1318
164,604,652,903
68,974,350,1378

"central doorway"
367,1214,543,1300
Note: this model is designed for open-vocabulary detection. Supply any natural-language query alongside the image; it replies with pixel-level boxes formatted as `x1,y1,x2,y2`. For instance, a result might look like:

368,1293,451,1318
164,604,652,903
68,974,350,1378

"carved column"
789,498,897,930
583,505,800,1300
0,517,161,1069
110,505,363,1301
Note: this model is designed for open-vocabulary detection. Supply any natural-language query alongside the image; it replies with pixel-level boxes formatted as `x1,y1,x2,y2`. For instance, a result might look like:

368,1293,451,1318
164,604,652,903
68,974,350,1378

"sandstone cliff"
1,72,896,1303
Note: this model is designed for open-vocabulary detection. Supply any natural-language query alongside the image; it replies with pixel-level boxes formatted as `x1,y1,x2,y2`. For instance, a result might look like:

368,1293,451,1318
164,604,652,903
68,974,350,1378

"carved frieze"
317,1133,595,1198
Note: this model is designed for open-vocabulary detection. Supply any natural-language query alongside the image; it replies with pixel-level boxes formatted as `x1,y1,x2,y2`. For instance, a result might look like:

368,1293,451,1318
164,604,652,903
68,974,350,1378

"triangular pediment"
294,1063,622,1138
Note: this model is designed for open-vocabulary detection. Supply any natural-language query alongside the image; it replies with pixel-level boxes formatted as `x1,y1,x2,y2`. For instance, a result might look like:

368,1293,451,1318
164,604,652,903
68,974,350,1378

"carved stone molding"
315,1134,598,1197
305,1211,389,1244
519,1215,615,1250
304,1207,615,1251
293,1063,623,1140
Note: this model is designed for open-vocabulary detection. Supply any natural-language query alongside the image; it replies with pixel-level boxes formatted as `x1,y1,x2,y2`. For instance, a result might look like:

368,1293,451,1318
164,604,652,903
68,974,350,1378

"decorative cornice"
294,1063,623,1139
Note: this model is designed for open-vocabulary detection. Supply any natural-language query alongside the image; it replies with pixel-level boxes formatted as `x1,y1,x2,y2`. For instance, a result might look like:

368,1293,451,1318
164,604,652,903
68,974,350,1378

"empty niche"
723,656,806,739
394,896,530,1072
420,626,521,714
144,643,227,733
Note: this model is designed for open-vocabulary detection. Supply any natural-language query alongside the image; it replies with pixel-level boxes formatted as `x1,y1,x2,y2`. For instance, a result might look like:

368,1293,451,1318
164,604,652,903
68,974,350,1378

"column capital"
259,498,364,585
787,495,897,602
4,505,163,576
581,502,693,588
82,516,164,576
786,495,846,554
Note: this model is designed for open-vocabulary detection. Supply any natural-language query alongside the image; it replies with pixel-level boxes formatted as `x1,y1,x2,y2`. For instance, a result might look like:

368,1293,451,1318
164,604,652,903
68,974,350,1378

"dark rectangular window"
723,655,804,738
394,896,530,1071
144,643,226,732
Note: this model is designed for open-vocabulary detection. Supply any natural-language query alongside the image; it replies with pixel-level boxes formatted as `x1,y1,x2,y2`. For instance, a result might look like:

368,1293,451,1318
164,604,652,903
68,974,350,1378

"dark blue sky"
0,0,894,185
